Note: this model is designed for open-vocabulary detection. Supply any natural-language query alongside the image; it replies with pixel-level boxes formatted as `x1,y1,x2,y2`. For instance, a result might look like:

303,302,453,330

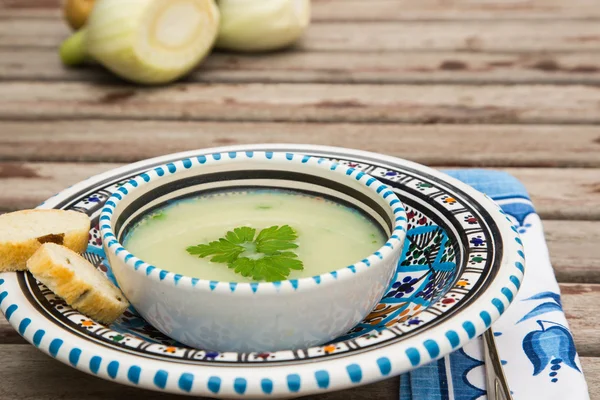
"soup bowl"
100,151,407,352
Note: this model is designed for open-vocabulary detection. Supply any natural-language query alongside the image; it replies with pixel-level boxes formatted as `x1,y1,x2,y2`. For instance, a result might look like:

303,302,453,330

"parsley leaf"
255,225,299,254
186,238,244,264
225,226,256,244
186,225,304,282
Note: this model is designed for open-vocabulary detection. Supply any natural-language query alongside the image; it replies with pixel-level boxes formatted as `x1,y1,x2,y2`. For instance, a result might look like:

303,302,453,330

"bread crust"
27,244,129,325
0,209,90,272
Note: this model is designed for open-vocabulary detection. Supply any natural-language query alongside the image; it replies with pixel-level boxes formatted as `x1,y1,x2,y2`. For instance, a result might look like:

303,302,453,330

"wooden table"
0,1,599,398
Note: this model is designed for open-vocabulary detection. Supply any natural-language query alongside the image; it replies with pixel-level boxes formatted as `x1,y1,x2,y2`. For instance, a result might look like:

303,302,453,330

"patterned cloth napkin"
399,170,589,400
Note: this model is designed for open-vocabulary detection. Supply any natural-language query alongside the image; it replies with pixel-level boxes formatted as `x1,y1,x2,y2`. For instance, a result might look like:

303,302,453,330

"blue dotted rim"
99,151,408,294
0,145,525,398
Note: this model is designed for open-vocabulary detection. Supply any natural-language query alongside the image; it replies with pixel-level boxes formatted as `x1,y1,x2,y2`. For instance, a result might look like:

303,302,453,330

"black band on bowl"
114,170,394,241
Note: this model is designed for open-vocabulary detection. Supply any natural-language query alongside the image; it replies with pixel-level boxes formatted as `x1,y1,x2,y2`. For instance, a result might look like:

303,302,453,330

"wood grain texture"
2,0,600,20
0,343,396,399
546,221,600,284
1,0,598,397
302,21,600,53
560,284,600,357
0,162,117,211
0,281,598,346
310,0,600,21
3,49,600,85
583,357,600,400
506,168,600,220
0,283,598,352
0,344,205,400
0,333,596,400
0,163,598,219
1,82,600,124
1,121,600,168
2,18,600,53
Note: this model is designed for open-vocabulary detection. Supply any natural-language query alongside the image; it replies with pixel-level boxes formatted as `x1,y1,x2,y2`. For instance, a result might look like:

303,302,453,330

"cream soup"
123,190,386,282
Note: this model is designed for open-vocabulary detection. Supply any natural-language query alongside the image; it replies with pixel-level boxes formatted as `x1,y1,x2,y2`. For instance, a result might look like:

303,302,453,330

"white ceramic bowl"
100,151,407,352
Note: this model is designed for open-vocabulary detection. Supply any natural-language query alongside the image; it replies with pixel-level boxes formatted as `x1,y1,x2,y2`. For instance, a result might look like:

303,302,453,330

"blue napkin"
400,170,589,400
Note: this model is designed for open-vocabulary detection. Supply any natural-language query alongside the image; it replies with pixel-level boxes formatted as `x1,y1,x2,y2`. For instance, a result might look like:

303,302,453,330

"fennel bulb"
216,0,310,52
60,0,220,85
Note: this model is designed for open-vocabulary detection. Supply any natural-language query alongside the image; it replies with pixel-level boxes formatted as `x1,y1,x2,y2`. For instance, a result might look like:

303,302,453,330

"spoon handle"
483,328,513,400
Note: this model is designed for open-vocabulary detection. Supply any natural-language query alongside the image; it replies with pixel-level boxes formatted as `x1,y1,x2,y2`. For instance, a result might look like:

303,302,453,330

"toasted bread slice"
27,243,129,325
0,209,90,272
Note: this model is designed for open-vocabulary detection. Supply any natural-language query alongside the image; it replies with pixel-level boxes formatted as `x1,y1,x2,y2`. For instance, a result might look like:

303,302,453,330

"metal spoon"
483,328,514,400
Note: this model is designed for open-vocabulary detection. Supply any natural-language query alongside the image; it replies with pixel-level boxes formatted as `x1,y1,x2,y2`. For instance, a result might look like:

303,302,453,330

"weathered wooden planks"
0,160,599,218
0,283,598,352
2,345,594,399
0,344,207,400
0,159,598,276
2,163,600,219
0,346,596,400
546,221,600,283
2,18,600,53
0,162,117,211
2,0,600,21
311,0,600,21
501,168,600,220
1,121,600,168
0,343,398,400
0,0,598,397
560,284,600,357
583,357,600,400
0,0,59,9
2,49,600,85
303,21,600,53
1,82,600,124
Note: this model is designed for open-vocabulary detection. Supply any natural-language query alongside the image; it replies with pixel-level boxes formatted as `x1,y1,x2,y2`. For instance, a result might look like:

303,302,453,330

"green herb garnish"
186,225,304,282
150,211,166,220
370,233,378,244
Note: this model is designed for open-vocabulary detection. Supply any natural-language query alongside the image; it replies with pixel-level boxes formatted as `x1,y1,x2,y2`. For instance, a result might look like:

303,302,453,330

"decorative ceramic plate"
0,145,524,398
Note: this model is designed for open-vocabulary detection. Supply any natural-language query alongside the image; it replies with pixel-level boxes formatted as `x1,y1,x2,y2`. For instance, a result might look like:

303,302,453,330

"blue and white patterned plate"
0,145,524,398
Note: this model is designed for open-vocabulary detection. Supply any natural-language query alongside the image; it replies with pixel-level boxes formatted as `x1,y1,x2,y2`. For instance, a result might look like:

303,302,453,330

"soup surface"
124,189,386,282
